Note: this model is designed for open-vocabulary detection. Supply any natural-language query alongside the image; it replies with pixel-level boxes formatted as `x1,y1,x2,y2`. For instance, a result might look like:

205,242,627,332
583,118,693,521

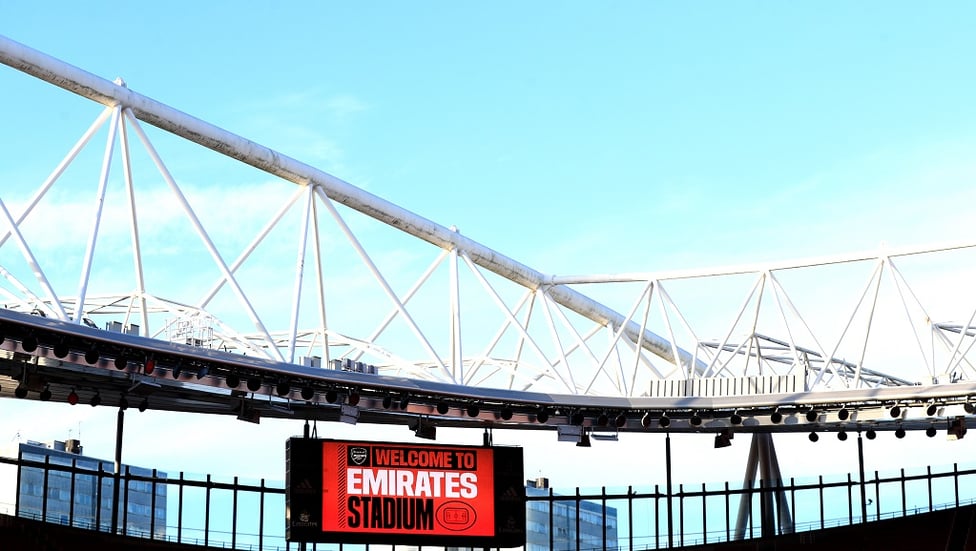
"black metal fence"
1,453,975,550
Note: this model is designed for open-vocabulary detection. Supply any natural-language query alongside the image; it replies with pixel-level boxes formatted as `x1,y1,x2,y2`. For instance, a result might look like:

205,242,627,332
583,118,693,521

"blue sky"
2,1,976,505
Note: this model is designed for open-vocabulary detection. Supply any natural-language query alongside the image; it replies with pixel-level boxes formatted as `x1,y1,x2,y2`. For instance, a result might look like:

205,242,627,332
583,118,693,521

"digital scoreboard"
286,438,525,547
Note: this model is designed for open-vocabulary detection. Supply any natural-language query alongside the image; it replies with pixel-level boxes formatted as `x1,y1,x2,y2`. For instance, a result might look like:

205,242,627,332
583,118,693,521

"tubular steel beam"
0,34,696,372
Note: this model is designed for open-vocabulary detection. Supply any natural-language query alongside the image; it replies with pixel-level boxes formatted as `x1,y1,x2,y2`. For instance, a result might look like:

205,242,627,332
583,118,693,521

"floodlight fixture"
641,412,653,428
690,412,702,426
557,425,582,442
226,374,241,389
85,346,100,365
196,365,209,379
837,430,848,441
770,408,783,424
614,412,627,428
139,398,149,413
965,401,976,414
53,339,69,359
21,334,37,352
90,392,101,407
436,401,450,415
247,377,262,392
926,403,939,417
382,395,393,409
809,432,819,442
39,386,51,401
325,390,339,404
347,391,361,406
596,412,609,427
895,427,906,439
806,409,819,423
926,426,937,438
572,411,586,426
412,418,436,440
114,355,128,370
301,387,315,401
889,405,902,418
499,406,514,421
537,407,550,424
948,417,967,441
837,407,850,421
866,429,877,440
144,357,155,375
276,382,291,397
339,404,360,425
659,414,671,428
730,411,743,425
14,384,27,399
398,394,410,410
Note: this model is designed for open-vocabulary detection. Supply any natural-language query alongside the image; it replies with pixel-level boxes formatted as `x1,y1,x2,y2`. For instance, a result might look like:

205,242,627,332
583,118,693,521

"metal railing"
2,453,976,550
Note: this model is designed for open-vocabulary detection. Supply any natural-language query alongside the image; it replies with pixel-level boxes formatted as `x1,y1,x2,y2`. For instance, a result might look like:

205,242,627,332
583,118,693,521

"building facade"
524,477,618,551
10,439,166,537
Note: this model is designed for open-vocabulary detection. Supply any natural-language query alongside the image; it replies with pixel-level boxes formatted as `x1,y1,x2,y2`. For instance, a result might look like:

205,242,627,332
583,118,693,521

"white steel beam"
0,33,693,371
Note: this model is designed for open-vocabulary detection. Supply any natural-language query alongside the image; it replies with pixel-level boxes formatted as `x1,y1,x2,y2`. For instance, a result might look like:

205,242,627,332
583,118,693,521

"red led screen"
287,438,524,547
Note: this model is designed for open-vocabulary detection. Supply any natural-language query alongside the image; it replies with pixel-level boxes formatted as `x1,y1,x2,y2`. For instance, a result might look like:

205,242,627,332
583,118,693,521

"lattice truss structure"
3,35,976,412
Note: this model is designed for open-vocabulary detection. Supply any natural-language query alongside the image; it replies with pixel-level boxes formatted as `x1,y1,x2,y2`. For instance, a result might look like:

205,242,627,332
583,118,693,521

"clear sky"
2,1,976,502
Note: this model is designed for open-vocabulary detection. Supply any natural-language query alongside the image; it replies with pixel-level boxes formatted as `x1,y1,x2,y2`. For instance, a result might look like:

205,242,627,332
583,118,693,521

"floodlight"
926,426,937,438
837,430,848,441
347,391,361,406
730,411,743,425
572,411,586,426
659,414,671,428
500,406,514,421
226,374,240,389
339,404,360,425
53,339,69,359
948,417,967,441
806,409,819,422
926,403,938,417
21,334,37,352
837,407,850,421
537,407,550,424
614,412,627,428
596,412,609,427
809,432,819,442
690,412,702,426
436,401,450,415
301,387,315,401
889,405,902,418
247,377,262,392
14,384,27,399
866,429,877,440
139,398,149,413
276,382,291,397
895,427,906,439
770,408,783,424
144,357,155,375
90,392,101,407
114,355,128,370
714,429,733,449
84,346,100,365
641,412,653,428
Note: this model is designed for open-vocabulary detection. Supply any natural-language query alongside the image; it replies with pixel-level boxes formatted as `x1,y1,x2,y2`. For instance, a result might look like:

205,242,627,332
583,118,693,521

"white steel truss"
3,33,976,415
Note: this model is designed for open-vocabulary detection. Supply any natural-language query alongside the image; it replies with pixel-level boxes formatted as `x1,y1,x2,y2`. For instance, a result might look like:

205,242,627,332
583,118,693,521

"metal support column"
111,406,124,534
666,433,674,549
734,433,794,540
858,433,868,522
